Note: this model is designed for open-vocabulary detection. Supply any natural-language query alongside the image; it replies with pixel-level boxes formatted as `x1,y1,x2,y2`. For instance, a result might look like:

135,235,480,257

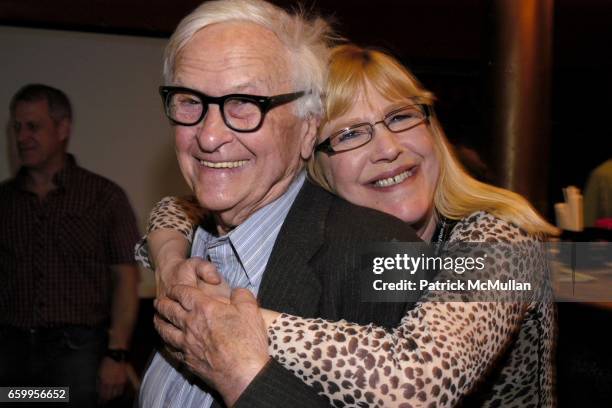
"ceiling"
1,0,610,64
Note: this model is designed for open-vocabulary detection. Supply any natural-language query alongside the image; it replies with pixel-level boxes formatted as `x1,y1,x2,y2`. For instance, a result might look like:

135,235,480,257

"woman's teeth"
199,160,248,169
373,168,415,187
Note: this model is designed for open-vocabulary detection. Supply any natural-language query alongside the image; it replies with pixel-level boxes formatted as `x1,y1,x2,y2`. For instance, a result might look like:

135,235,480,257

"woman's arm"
261,309,281,327
135,196,203,269
135,196,218,297
148,228,194,297
135,202,552,406
262,214,552,407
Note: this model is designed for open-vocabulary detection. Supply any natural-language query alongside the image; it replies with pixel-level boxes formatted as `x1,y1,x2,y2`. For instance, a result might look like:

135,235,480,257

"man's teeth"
199,160,248,169
373,168,415,187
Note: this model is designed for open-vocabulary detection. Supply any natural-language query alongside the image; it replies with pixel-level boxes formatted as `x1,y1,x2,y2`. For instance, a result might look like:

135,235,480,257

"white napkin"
555,186,583,231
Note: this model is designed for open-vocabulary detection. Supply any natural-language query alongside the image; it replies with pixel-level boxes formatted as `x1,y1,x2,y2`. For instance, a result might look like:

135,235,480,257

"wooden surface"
552,263,612,307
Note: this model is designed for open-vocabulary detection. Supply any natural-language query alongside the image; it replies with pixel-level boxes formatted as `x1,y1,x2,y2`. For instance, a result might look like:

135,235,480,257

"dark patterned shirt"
0,155,139,328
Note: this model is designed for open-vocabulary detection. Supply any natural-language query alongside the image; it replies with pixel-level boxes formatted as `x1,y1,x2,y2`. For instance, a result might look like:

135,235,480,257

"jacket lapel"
257,181,331,316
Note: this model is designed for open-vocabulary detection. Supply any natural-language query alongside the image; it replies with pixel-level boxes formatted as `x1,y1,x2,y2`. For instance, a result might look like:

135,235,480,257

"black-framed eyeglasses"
159,86,306,132
315,104,431,154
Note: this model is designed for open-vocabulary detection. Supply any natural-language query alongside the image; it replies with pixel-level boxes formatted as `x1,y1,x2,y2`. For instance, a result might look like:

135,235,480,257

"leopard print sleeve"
134,196,205,270
267,212,554,407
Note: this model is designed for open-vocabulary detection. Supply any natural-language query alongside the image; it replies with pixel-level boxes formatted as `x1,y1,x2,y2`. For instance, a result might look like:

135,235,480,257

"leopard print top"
135,196,205,269
137,197,555,407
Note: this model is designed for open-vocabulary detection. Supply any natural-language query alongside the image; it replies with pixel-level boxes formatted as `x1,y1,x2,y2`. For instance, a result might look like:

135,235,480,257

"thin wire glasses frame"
315,104,431,155
159,86,306,132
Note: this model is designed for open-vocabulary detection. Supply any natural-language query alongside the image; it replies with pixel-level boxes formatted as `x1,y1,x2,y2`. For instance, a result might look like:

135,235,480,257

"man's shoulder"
329,196,419,241
295,180,419,243
71,165,126,195
0,178,14,190
591,159,612,180
0,177,19,199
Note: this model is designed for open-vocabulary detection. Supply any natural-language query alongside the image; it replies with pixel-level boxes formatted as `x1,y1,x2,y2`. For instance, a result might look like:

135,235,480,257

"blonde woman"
141,45,557,407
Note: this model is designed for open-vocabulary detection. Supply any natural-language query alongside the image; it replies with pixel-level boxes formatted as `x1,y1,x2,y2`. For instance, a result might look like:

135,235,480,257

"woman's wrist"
261,309,281,328
150,229,189,267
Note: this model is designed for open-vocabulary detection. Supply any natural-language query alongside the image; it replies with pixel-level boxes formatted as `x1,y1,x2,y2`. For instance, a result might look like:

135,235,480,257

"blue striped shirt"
139,172,306,408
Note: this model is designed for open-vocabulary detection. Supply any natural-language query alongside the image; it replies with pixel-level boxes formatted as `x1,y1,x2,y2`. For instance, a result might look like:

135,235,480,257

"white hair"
163,0,337,119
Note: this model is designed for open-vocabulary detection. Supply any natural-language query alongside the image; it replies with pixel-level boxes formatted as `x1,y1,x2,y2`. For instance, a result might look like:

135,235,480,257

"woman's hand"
149,228,230,302
261,308,281,328
195,262,231,302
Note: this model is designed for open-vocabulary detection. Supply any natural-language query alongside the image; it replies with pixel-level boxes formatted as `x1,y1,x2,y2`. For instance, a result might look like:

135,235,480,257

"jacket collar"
257,179,332,314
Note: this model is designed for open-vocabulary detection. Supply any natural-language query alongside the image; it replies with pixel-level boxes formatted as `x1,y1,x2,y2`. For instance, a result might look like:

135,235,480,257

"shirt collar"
194,171,306,284
229,171,305,276
52,153,77,189
14,153,77,191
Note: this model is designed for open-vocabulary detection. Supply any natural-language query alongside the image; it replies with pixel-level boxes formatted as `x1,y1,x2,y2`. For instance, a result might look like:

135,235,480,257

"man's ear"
57,118,71,143
300,114,320,161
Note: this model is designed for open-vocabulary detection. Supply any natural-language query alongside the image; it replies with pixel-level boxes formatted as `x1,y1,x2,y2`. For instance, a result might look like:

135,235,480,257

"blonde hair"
163,0,337,118
308,44,559,236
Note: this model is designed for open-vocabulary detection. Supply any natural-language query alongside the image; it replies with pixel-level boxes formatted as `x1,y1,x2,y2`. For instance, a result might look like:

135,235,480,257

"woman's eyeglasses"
316,104,431,154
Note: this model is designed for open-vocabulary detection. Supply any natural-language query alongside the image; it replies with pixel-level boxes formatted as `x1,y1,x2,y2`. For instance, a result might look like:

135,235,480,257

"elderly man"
0,84,140,406
139,0,422,407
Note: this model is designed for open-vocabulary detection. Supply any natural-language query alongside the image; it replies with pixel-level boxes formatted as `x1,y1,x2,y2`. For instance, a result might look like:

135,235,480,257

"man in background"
0,84,140,406
584,158,612,226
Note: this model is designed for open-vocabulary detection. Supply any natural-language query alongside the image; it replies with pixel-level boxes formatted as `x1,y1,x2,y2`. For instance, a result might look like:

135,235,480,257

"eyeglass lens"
330,105,426,152
167,91,263,131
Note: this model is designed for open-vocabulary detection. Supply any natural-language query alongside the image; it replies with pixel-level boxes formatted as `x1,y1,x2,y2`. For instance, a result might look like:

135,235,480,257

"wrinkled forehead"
174,22,294,92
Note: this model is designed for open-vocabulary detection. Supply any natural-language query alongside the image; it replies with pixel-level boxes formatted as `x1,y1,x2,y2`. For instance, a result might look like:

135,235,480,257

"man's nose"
370,126,402,163
195,105,234,152
14,127,30,143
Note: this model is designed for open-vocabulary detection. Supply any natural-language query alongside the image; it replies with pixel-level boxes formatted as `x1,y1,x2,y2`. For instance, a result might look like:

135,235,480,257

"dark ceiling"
1,0,610,63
